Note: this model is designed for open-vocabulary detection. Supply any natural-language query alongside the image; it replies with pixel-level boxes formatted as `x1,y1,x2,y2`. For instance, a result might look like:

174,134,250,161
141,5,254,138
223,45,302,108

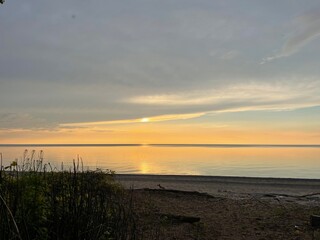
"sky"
1,0,320,144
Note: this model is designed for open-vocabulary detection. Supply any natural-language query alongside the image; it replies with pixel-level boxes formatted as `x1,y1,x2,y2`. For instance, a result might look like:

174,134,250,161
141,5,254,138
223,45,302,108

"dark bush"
0,151,137,240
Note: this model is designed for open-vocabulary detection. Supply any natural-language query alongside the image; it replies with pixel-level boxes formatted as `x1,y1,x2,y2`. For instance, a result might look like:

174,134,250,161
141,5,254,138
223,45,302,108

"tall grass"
0,150,137,240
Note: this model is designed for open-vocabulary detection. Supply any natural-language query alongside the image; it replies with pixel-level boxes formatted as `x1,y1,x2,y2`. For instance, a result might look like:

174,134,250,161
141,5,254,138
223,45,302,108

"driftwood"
262,192,320,199
311,215,320,228
158,213,200,224
137,188,216,199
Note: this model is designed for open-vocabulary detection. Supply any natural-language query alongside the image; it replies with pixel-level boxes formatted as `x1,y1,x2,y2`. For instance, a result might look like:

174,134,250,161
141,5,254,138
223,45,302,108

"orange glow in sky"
1,2,320,145
1,121,319,144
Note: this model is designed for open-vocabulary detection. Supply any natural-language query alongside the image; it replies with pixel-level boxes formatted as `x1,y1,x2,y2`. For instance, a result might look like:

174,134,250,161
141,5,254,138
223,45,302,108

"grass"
0,150,137,240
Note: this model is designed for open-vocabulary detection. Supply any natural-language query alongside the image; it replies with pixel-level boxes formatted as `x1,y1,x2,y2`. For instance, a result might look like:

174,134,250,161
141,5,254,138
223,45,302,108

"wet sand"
116,174,320,200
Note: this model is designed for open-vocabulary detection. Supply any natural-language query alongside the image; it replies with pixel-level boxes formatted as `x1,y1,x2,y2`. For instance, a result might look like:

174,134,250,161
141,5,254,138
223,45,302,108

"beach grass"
0,150,137,240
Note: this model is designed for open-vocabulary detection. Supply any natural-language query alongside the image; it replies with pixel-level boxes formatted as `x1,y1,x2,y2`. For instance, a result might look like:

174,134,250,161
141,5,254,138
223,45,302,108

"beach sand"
116,174,320,239
117,174,320,200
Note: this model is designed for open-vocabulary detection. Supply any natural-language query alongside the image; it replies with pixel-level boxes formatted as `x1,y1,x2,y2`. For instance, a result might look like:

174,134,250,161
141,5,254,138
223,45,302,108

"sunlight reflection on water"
0,145,319,179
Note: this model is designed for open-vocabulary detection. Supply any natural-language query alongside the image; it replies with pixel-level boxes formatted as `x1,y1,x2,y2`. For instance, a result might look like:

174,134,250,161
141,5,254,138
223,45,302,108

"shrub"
0,151,137,240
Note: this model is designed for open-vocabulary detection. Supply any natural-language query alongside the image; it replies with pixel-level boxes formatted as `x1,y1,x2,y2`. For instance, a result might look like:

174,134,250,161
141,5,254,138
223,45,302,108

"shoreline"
116,174,320,199
117,173,320,182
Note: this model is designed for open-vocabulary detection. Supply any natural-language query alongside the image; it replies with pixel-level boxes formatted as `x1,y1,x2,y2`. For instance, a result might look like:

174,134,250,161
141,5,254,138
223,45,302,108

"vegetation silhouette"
0,150,137,240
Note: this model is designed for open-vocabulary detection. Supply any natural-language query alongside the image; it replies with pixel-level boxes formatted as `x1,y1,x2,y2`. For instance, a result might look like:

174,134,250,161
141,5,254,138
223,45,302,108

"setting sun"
141,118,150,123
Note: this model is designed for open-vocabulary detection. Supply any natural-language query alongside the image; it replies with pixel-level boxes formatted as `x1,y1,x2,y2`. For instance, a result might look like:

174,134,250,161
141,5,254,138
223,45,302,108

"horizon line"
0,143,320,148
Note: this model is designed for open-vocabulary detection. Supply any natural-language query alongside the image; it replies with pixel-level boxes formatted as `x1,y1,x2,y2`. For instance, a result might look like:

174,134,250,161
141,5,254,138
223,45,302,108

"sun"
141,118,150,123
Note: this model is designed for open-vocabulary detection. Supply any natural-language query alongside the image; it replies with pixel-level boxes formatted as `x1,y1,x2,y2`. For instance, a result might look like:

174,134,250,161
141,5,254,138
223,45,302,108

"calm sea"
0,144,320,179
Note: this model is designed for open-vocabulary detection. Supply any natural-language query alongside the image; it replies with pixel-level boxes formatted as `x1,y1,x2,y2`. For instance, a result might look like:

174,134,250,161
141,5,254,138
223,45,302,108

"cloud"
1,1,320,134
0,113,54,129
220,50,240,60
262,9,320,64
127,80,320,111
58,79,320,128
59,112,205,128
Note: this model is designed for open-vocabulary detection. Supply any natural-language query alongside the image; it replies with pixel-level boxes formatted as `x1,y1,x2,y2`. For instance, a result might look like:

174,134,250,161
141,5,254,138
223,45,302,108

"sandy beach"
117,174,320,239
117,174,320,200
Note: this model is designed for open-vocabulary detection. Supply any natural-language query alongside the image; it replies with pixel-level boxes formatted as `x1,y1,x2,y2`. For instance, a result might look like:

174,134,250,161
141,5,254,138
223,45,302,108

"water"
0,144,319,179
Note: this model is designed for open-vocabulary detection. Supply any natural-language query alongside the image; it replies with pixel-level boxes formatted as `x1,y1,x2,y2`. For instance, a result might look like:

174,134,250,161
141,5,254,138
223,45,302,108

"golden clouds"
59,112,205,128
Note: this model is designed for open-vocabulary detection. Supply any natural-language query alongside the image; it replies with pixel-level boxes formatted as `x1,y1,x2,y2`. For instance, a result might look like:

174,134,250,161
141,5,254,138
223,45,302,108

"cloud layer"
1,1,320,132
262,8,320,63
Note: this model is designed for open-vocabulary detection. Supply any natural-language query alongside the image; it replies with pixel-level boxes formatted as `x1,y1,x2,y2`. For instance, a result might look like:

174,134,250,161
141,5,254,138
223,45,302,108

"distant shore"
116,174,320,199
